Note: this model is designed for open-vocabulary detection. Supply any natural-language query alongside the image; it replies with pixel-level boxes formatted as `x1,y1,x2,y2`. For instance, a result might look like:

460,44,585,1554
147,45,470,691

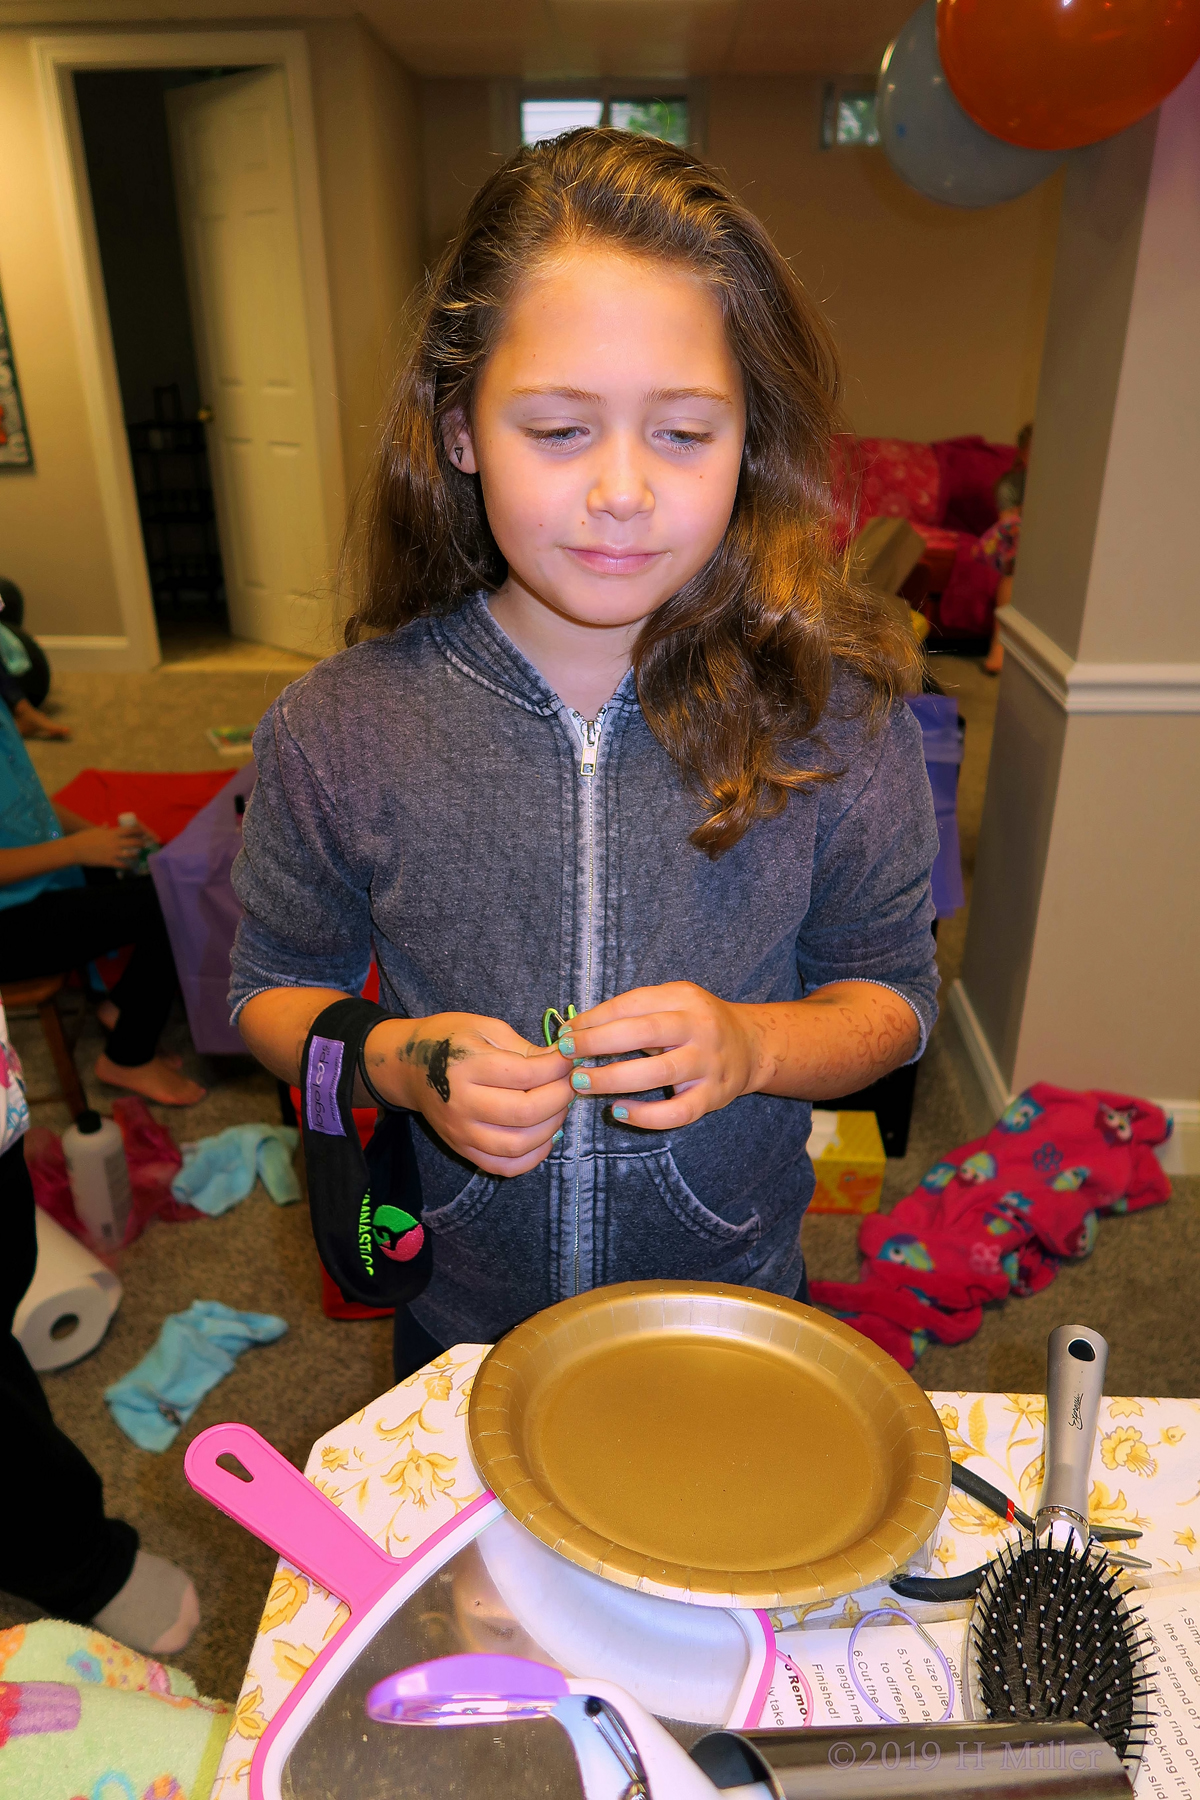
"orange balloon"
938,0,1200,151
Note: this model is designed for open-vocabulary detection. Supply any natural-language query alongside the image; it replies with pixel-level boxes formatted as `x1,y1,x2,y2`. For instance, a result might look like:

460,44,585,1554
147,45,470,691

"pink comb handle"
185,1421,399,1615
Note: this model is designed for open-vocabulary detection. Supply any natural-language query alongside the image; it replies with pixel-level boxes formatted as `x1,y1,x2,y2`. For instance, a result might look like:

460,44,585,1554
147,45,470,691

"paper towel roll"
14,1206,122,1371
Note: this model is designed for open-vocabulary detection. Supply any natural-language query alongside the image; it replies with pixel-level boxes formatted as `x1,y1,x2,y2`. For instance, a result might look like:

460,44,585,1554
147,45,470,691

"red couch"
832,434,1020,640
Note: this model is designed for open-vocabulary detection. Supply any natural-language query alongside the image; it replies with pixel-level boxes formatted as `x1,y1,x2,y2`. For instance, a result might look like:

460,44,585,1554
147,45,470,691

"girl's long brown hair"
347,127,920,855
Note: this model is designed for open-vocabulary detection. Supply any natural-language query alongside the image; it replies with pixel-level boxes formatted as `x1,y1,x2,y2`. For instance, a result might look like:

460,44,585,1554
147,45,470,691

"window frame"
820,78,881,151
514,77,707,151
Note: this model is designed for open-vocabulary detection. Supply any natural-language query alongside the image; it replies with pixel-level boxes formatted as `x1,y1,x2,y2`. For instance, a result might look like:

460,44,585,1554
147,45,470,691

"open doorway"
57,46,343,664
75,69,238,657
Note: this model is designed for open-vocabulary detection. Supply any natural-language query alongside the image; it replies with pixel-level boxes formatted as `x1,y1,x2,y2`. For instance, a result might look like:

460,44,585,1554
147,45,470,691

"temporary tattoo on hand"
404,1034,464,1104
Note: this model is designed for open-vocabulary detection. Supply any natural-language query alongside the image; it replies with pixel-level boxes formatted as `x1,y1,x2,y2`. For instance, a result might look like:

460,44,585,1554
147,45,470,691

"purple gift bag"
150,763,256,1055
907,693,965,918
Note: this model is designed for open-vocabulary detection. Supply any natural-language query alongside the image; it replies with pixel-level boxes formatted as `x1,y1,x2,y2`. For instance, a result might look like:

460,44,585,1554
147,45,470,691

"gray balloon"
877,0,1064,208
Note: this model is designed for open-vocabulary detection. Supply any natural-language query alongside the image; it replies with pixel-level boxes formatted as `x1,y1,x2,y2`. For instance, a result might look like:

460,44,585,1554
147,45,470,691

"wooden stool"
0,975,89,1119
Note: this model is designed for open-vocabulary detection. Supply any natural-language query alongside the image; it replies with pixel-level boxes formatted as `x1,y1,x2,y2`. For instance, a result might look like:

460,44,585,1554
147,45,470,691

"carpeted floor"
2,649,1195,1704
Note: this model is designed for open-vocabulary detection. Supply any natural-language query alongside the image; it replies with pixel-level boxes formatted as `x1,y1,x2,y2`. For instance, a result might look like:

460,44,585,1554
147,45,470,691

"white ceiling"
0,0,912,78
363,0,913,77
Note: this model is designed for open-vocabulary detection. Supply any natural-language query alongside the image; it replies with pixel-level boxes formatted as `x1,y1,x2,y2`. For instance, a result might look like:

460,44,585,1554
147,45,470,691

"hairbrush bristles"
969,1533,1156,1774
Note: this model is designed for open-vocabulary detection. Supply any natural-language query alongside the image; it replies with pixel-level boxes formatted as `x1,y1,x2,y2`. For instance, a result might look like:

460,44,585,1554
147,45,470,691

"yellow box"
807,1109,886,1214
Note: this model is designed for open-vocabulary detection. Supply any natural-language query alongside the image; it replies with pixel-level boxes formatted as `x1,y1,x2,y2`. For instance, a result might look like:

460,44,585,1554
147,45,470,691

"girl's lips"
565,546,663,575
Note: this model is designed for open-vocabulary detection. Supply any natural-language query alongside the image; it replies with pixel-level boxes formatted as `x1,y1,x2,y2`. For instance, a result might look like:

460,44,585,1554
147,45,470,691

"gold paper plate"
469,1281,950,1609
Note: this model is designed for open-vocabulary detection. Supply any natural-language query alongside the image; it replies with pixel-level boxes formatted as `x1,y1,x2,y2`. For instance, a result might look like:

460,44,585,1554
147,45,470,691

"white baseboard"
36,635,157,673
946,980,1011,1121
946,979,1199,1176
1156,1103,1200,1178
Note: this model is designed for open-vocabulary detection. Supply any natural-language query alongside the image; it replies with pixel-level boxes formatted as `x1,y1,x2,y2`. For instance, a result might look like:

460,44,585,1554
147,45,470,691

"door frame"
31,30,347,670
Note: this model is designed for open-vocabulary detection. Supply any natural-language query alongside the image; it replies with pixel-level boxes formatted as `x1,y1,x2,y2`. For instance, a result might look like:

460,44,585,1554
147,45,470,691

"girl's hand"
363,1013,573,1177
552,982,761,1131
557,980,921,1120
69,824,145,869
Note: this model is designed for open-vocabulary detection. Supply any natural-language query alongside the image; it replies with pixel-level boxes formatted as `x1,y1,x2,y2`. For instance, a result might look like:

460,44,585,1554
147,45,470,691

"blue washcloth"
171,1122,300,1214
104,1300,288,1451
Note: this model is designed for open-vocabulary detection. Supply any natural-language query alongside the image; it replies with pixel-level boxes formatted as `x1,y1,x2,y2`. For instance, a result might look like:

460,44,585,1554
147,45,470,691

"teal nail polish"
570,1069,591,1091
552,1128,564,1144
613,1105,629,1122
557,1033,575,1057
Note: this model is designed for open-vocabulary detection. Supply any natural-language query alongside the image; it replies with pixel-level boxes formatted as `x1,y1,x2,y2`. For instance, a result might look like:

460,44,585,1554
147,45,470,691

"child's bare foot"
984,639,1004,675
13,697,71,740
95,1003,183,1068
94,1052,206,1106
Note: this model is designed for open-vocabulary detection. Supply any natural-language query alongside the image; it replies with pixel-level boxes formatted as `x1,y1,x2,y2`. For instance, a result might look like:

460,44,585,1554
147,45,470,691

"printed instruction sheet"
763,1582,1200,1797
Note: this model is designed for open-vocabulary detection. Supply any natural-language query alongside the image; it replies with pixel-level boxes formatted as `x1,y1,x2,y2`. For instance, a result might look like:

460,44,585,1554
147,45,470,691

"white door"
167,70,332,654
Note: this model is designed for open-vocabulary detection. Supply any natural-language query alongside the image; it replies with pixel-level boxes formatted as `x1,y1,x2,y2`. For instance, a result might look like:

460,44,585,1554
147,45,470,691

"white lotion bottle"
117,811,157,878
62,1110,132,1250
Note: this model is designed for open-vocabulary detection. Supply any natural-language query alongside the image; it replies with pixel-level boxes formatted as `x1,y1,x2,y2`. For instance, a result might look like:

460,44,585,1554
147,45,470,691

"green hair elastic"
544,1004,579,1147
542,1003,577,1048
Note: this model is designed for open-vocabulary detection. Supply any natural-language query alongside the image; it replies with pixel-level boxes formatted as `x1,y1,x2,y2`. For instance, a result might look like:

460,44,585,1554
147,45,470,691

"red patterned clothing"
976,506,1022,577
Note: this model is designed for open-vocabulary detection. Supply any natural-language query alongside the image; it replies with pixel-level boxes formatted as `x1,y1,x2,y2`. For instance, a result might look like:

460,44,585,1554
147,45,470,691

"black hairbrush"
969,1533,1154,1773
966,1325,1156,1777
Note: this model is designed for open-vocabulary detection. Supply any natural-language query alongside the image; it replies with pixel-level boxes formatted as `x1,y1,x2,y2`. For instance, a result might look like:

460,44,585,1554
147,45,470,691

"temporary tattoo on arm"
761,987,920,1096
403,1034,465,1104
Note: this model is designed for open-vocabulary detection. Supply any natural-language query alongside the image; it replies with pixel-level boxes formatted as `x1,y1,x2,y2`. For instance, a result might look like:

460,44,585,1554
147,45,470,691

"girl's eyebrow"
511,384,605,403
646,386,735,407
511,384,735,407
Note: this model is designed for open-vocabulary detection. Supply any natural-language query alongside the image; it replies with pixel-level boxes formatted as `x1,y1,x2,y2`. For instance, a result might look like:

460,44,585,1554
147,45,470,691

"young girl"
232,129,939,1376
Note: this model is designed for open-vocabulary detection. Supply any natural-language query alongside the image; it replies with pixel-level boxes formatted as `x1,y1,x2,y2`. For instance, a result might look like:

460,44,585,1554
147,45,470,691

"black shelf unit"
127,385,226,621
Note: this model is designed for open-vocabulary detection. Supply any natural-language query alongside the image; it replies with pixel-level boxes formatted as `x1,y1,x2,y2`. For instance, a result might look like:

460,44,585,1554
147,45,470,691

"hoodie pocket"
602,1148,761,1285
422,1168,501,1236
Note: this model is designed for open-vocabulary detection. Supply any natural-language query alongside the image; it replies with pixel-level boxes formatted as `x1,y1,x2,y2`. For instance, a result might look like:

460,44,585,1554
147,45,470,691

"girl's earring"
454,445,464,465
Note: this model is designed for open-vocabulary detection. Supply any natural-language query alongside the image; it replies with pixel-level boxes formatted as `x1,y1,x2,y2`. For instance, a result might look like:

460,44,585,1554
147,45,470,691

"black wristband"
357,1037,403,1111
300,997,430,1308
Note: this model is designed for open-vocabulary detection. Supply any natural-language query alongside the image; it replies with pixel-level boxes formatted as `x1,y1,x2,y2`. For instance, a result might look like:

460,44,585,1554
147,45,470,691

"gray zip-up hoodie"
230,595,940,1345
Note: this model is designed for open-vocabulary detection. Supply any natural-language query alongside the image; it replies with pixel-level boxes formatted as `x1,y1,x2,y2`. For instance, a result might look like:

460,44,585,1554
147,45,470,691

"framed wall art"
0,277,33,469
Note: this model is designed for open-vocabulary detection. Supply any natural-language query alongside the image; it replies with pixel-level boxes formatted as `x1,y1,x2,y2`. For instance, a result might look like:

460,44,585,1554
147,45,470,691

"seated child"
0,703,203,1106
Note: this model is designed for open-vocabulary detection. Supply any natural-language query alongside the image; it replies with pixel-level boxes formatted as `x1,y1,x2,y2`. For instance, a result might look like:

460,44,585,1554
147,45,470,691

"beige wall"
420,78,497,263
1080,71,1200,667
0,35,125,637
706,76,1061,444
1013,120,1157,664
416,75,1062,447
1014,710,1200,1098
956,658,1068,1084
308,19,424,506
0,21,425,646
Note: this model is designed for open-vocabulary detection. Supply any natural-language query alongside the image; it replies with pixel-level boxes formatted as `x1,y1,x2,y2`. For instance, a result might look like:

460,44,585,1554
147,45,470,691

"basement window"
609,98,690,146
821,85,880,149
521,95,690,147
521,99,604,144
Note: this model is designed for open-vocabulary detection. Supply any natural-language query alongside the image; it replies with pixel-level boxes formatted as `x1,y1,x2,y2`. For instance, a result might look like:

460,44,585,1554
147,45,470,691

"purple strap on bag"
306,1036,346,1136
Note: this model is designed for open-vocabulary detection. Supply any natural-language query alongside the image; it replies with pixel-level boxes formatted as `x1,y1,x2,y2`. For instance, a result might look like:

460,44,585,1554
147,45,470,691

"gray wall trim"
1001,607,1200,714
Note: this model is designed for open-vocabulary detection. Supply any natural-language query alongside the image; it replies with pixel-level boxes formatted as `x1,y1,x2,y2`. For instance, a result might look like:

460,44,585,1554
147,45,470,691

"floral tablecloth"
209,1351,1200,1797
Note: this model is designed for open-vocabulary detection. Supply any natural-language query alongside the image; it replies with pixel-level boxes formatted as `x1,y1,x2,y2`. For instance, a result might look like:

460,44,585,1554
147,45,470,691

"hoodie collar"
429,594,639,719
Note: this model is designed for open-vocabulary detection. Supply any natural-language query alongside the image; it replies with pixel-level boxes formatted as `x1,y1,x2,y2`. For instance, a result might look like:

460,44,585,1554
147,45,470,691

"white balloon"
878,0,1064,208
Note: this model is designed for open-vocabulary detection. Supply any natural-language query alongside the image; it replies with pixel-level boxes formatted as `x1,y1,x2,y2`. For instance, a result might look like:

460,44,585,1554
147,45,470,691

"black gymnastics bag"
299,998,432,1308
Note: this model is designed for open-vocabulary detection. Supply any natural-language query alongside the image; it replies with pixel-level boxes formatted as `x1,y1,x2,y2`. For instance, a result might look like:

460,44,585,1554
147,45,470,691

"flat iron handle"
185,1421,398,1614
1038,1324,1109,1538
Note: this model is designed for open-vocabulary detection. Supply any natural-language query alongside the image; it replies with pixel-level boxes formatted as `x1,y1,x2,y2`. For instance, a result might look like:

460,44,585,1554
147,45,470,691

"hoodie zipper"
567,705,607,1292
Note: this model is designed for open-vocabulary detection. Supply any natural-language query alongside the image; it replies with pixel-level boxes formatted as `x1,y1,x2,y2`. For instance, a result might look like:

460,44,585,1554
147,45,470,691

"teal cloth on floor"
104,1300,288,1452
170,1122,300,1214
